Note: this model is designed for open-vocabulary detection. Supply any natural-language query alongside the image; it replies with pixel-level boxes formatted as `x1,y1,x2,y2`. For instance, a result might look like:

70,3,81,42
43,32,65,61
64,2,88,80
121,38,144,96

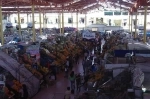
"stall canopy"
0,0,150,14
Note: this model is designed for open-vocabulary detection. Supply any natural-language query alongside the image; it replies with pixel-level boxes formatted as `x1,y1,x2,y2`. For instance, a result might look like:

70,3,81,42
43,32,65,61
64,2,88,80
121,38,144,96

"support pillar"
39,9,42,35
131,15,133,36
129,14,130,32
71,13,73,27
58,13,61,33
0,3,3,45
62,10,64,34
85,13,87,29
27,13,29,23
58,13,59,29
7,14,11,22
143,6,148,43
45,14,47,28
32,3,36,42
30,14,31,22
76,12,78,30
17,10,21,37
43,13,45,30
135,12,138,38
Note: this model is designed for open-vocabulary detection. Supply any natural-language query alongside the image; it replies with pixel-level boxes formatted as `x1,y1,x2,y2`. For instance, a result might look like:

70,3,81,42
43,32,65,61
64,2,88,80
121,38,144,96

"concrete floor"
32,58,84,99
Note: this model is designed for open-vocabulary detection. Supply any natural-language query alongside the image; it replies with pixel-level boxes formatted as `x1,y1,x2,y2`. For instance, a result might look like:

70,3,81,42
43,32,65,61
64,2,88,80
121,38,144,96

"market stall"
0,29,100,98
0,51,40,98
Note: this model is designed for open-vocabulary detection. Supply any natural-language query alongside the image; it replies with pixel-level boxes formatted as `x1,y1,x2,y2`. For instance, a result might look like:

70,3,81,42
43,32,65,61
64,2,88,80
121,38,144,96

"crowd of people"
63,30,131,99
63,32,104,99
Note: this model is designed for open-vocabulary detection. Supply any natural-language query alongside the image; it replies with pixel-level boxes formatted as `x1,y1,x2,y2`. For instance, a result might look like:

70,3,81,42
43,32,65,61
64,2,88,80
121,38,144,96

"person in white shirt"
64,65,69,78
64,87,71,99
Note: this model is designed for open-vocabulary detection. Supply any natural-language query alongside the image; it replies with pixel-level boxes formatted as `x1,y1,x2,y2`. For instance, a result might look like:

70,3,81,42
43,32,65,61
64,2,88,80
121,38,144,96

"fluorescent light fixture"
112,2,130,9
83,3,97,9
122,0,134,4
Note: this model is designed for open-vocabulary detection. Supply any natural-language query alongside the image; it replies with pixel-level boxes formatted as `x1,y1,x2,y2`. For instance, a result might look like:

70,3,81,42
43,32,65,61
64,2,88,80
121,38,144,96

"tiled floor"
32,57,84,99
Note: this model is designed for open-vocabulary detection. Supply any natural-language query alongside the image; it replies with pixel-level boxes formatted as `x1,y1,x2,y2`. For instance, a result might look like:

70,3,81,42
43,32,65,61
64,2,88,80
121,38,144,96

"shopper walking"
52,66,57,80
69,71,75,93
75,73,81,91
64,65,69,78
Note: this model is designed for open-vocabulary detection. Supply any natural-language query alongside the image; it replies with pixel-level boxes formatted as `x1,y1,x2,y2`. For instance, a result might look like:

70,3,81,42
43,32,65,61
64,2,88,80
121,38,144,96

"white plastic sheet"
0,51,40,97
133,67,144,87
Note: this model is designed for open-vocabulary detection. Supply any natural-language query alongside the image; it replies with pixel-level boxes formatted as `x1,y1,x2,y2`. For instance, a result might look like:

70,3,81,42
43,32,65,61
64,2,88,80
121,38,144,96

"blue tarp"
13,37,21,42
114,50,134,57
17,45,24,50
114,50,150,57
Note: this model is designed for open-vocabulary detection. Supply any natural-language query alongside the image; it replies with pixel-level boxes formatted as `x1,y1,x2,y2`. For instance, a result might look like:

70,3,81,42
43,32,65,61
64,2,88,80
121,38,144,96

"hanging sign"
6,22,13,28
82,30,95,40
26,45,40,60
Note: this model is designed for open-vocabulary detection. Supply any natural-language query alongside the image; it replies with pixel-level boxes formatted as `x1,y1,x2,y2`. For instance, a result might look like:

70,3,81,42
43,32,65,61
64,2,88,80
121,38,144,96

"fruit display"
4,87,15,99
12,80,22,92
40,67,49,74
88,72,104,82
24,64,43,79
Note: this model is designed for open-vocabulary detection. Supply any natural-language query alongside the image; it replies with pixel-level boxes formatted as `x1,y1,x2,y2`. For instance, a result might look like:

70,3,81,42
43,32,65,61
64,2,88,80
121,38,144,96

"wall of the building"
7,11,150,29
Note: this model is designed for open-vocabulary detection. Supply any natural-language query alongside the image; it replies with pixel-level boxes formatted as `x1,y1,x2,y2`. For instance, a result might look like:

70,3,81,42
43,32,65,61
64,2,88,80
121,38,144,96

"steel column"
27,13,29,23
129,14,130,32
39,9,42,35
32,3,36,42
0,2,3,45
17,10,21,37
85,13,87,29
76,12,78,30
58,13,61,34
131,15,133,36
43,13,45,29
58,13,59,29
71,13,73,27
143,6,148,43
62,10,64,34
135,12,138,38
45,14,47,28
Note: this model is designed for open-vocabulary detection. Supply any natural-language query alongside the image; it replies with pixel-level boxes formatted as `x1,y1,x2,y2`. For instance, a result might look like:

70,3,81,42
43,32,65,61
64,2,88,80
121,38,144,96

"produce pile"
11,80,22,92
40,33,89,69
18,50,44,79
4,80,22,99
88,72,104,82
101,34,128,59
24,64,43,79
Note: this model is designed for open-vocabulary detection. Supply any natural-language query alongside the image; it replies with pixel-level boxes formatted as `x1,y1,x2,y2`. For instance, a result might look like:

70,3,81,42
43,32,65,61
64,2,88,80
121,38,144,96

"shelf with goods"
88,71,104,82
0,42,44,80
101,34,128,60
0,45,41,97
0,66,23,99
